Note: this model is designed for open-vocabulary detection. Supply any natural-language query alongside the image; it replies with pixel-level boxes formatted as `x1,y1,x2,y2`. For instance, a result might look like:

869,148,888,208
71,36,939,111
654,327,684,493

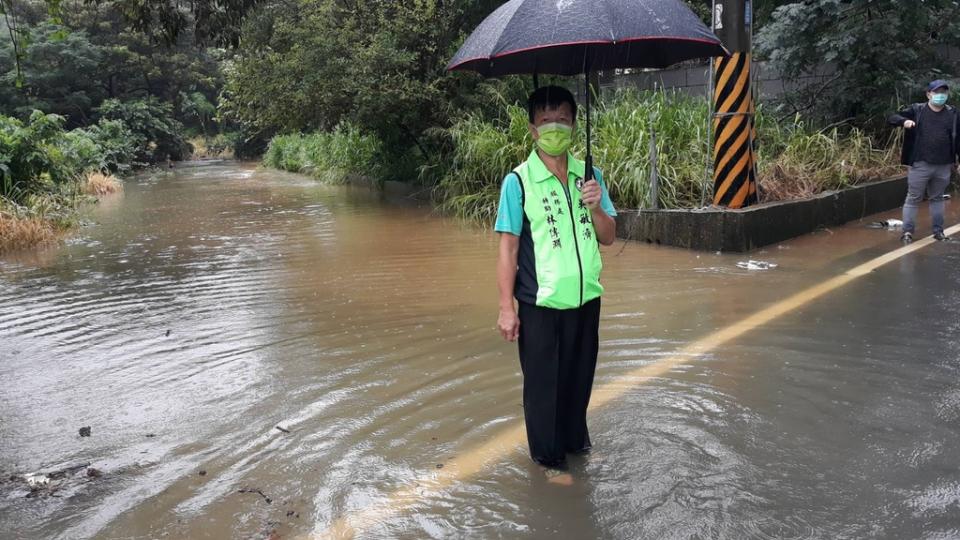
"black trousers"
517,297,601,464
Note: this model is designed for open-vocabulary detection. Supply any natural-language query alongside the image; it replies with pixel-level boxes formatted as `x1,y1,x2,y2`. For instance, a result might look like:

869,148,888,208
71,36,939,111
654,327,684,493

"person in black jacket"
888,79,960,243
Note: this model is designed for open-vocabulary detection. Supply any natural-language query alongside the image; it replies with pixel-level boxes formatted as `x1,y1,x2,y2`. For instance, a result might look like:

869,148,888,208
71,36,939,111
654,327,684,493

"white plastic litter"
24,473,50,487
736,260,778,270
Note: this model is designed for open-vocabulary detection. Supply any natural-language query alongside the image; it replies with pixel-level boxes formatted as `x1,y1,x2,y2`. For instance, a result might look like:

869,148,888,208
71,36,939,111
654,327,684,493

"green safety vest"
515,151,603,309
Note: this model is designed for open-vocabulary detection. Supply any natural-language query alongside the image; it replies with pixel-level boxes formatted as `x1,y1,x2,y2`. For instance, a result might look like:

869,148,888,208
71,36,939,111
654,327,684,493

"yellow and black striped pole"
711,0,757,208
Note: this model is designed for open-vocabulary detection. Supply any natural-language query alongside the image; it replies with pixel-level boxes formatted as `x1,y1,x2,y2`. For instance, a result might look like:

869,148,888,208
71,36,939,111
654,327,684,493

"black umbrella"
447,0,727,182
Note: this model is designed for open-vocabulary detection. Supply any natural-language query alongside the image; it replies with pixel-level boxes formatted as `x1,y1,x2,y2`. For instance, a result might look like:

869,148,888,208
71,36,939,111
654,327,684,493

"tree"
180,91,217,135
97,97,188,162
0,22,105,123
221,0,518,177
755,0,960,128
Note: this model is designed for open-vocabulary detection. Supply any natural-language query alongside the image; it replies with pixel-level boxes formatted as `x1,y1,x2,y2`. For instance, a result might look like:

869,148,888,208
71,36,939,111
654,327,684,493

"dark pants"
517,298,601,465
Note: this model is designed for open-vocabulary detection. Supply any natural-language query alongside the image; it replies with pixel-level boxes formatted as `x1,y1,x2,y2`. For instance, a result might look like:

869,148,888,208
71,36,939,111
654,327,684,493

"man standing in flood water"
888,79,960,244
494,86,617,470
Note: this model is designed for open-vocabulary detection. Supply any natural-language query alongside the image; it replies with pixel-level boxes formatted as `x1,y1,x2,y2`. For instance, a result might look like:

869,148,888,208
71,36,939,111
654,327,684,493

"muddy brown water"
2,161,960,539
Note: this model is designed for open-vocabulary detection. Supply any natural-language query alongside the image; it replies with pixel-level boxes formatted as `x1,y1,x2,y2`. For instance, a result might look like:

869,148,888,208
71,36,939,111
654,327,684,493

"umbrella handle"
584,67,594,183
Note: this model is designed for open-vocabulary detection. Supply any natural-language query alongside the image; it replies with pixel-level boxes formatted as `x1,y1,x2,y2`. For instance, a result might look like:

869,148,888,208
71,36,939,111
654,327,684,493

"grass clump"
755,116,901,202
0,196,65,254
82,172,123,196
263,123,384,183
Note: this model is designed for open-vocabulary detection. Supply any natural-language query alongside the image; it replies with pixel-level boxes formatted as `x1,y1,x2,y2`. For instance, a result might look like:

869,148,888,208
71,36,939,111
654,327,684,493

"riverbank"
0,172,122,255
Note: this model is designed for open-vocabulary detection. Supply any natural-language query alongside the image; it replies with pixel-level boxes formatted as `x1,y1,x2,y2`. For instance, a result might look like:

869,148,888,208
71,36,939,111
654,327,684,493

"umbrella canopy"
447,0,727,76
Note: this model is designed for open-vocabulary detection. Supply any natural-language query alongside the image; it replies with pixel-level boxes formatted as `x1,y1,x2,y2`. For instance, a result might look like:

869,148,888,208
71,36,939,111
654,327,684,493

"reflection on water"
2,162,960,539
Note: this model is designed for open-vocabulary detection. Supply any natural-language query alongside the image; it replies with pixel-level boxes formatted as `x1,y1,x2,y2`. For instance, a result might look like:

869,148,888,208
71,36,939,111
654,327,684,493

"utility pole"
711,0,757,208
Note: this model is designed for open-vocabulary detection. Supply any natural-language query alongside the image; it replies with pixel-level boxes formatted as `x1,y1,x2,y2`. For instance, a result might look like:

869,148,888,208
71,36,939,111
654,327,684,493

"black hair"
527,85,577,123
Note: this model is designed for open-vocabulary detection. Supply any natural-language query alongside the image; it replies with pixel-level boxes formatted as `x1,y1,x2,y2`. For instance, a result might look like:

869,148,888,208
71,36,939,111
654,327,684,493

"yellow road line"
315,224,959,539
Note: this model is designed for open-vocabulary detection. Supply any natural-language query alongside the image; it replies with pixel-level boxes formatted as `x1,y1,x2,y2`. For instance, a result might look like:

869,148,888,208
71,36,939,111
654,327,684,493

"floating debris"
866,218,903,229
10,462,93,498
239,487,272,504
736,260,778,271
79,426,91,437
24,473,51,488
275,426,291,434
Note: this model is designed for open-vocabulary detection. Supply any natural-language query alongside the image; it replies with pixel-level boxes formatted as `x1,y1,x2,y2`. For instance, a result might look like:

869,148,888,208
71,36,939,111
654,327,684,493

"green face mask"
535,122,573,156
931,93,949,107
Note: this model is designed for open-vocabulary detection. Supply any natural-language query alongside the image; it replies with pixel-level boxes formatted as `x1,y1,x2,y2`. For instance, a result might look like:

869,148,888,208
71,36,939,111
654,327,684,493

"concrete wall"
614,176,909,252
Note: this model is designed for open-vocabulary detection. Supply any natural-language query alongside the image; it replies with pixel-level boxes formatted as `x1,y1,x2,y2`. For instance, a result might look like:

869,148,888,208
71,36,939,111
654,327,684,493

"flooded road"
2,162,960,539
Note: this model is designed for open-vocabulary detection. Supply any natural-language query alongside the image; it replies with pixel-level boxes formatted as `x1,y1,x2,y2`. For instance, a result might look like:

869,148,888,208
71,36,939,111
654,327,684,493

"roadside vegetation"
1,0,956,243
414,90,903,223
0,0,243,252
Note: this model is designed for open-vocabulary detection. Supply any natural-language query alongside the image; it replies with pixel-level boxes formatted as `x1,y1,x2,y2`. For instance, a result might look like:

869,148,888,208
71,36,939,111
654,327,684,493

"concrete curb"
614,176,909,252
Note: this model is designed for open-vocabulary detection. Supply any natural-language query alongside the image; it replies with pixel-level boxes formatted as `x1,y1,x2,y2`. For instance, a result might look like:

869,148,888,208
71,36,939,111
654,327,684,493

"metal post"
703,0,718,208
649,121,659,209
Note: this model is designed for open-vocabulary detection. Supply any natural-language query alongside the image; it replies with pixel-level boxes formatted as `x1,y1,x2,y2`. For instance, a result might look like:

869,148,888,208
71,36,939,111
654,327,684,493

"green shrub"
263,123,384,183
0,109,140,210
97,97,189,164
0,111,77,204
81,119,138,173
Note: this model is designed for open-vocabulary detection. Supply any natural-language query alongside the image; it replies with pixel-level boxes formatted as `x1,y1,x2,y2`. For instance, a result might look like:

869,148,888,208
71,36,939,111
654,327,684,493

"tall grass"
82,172,123,196
263,123,384,183
432,90,903,223
593,90,711,209
755,116,902,202
432,90,713,222
0,196,63,254
431,104,532,223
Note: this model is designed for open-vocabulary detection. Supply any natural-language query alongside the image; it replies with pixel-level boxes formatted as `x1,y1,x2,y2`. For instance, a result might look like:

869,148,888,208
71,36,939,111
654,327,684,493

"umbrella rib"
599,0,617,42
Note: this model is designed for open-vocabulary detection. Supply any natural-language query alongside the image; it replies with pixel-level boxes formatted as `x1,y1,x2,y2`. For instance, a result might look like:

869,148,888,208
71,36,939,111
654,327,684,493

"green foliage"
755,114,901,201
222,0,510,174
0,108,139,211
429,90,902,223
756,0,960,128
0,21,104,122
180,91,217,135
593,90,712,209
433,90,714,221
73,119,137,173
0,110,88,204
430,101,531,224
0,2,225,138
0,111,71,202
263,123,384,183
97,97,188,163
